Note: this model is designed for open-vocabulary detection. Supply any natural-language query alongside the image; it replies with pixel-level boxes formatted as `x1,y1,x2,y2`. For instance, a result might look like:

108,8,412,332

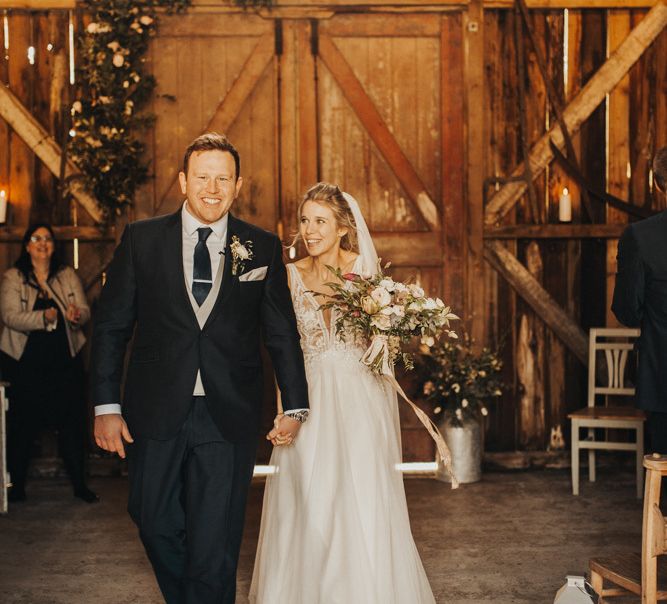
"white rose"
71,101,82,114
408,284,425,298
391,305,405,318
86,22,100,34
370,287,391,307
461,399,469,408
370,313,391,331
423,298,437,310
452,383,461,393
379,278,396,292
140,15,154,26
107,41,121,52
113,53,125,68
481,407,489,416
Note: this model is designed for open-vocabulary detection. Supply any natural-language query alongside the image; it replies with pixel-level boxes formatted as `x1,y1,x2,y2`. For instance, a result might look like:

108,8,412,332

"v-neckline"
291,256,361,337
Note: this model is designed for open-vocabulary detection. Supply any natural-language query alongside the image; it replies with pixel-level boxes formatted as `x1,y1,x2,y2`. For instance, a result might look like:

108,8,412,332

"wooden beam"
0,1,75,7
484,224,626,239
154,33,274,215
318,34,441,231
484,240,588,364
484,0,661,7
0,84,104,223
484,2,667,227
0,225,114,242
297,21,318,193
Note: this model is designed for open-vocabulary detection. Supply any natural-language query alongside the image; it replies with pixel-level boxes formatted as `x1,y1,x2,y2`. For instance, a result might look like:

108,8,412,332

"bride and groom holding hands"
92,132,436,603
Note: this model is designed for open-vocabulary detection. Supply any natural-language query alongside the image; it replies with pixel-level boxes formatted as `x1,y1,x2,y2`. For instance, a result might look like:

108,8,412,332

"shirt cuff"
95,404,122,416
284,408,309,423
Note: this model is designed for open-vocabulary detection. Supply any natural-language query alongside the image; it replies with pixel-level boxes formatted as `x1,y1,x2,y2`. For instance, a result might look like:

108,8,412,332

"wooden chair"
568,328,645,498
590,454,667,603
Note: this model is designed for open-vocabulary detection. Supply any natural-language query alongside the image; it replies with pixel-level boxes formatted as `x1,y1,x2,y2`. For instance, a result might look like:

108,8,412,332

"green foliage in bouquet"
68,0,190,221
321,264,458,373
416,337,504,427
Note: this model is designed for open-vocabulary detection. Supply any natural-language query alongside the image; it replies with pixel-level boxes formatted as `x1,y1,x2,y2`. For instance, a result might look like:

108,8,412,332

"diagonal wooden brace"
484,2,667,226
0,84,104,223
484,240,589,364
318,34,441,231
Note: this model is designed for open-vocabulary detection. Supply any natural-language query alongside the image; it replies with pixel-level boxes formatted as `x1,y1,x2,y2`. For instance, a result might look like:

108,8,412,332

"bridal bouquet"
321,264,459,375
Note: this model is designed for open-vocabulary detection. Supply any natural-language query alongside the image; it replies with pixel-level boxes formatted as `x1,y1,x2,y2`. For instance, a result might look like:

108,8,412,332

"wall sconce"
558,187,572,223
0,190,8,225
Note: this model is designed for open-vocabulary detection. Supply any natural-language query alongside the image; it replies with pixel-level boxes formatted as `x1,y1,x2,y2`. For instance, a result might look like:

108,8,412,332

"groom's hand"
94,414,134,459
267,414,301,446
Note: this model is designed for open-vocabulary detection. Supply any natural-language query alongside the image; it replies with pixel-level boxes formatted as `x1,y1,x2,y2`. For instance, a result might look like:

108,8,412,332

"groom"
92,132,309,603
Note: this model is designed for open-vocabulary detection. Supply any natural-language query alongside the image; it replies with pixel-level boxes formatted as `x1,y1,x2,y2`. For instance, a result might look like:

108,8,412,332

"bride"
249,183,436,603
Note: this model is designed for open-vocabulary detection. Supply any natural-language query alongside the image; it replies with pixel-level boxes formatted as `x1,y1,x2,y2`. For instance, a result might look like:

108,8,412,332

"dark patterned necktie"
192,227,213,306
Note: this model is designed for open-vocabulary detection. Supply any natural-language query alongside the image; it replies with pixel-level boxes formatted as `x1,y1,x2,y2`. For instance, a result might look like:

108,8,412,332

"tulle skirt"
249,348,436,604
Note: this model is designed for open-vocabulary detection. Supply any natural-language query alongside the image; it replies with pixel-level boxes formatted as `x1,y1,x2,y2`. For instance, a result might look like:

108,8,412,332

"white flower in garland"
112,53,125,68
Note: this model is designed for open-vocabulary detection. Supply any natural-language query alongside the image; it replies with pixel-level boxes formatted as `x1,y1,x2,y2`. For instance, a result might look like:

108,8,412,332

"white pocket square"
239,266,268,282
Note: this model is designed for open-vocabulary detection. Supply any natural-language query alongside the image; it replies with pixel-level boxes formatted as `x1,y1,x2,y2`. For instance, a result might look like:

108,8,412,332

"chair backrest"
587,327,640,407
642,455,667,602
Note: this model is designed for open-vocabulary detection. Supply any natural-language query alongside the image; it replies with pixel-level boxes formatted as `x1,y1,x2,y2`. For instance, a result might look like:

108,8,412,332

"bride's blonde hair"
294,183,358,252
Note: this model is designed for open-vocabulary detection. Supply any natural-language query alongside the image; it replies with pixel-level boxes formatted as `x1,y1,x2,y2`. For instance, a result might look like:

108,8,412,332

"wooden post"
465,0,485,345
484,2,667,226
441,12,465,314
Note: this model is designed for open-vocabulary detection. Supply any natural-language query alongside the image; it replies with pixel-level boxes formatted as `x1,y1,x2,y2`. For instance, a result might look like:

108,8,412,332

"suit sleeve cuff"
95,404,122,416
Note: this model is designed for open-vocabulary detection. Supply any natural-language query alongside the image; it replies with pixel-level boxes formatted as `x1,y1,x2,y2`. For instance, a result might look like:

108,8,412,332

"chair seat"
590,553,667,599
568,406,646,421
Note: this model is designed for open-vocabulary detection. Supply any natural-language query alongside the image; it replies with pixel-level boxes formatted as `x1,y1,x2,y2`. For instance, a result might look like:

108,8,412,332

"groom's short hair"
654,147,667,193
183,133,241,180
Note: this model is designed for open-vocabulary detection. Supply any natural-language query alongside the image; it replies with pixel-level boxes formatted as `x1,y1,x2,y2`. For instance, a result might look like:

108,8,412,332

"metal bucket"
436,419,482,484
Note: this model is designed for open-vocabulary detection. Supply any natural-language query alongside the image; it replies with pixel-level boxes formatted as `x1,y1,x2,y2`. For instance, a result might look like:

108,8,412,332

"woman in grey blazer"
0,224,97,503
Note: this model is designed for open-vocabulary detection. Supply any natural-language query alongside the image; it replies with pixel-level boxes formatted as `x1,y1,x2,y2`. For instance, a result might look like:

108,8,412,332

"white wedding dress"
249,257,436,604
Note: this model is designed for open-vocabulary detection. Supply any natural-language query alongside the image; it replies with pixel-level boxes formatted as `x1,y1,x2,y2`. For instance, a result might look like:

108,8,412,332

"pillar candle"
559,187,572,222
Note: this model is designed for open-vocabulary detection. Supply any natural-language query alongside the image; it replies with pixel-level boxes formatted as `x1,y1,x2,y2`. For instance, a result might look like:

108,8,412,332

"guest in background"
0,224,98,503
612,147,667,453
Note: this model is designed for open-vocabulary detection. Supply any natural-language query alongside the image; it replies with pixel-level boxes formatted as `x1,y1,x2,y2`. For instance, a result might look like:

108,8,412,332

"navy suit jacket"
612,210,667,412
90,211,309,441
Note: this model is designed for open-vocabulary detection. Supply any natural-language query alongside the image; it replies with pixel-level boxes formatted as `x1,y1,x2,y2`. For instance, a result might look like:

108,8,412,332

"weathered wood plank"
441,12,465,313
154,32,274,215
484,223,626,239
465,0,485,345
517,243,546,450
318,33,440,230
297,20,318,194
156,13,273,37
484,2,667,226
373,232,441,266
484,239,588,364
0,83,103,223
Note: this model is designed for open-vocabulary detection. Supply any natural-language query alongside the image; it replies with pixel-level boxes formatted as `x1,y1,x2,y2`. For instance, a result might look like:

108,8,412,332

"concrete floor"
0,468,643,604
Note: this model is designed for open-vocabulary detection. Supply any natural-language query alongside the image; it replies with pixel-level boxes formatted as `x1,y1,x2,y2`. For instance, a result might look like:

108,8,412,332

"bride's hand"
267,414,301,446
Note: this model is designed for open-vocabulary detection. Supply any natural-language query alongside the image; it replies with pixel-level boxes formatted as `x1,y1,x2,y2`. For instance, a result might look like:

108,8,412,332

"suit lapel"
164,210,199,329
202,213,243,330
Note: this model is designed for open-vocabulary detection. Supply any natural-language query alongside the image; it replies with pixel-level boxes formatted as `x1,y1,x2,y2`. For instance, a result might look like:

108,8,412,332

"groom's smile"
179,149,243,224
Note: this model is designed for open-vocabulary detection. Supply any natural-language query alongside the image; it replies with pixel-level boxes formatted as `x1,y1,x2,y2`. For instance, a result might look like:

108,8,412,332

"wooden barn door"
146,12,464,462
287,14,464,461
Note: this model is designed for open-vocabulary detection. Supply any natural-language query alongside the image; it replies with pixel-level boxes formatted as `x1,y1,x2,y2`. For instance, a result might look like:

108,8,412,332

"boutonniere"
230,235,254,276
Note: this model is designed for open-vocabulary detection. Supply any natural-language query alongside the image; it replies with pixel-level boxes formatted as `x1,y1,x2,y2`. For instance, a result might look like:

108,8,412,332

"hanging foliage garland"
68,0,190,221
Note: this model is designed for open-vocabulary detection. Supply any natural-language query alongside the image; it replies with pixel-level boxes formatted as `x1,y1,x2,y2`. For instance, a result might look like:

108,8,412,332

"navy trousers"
127,397,257,604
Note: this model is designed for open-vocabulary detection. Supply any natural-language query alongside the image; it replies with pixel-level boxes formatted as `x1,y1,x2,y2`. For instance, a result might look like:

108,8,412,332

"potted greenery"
416,338,503,483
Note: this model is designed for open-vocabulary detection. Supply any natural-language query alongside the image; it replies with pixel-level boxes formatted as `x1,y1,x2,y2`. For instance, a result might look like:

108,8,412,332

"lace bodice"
287,260,364,365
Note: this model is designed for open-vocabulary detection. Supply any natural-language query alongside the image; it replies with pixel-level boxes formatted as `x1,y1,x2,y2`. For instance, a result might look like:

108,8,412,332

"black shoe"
8,486,26,502
74,487,100,503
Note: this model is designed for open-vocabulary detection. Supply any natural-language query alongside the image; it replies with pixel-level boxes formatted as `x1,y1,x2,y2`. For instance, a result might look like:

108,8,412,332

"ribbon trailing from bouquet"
361,335,459,489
